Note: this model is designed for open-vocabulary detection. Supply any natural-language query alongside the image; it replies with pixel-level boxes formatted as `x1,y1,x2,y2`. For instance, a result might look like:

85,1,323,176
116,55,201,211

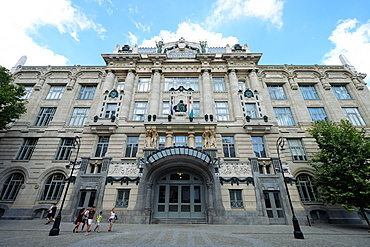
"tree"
308,120,370,227
0,66,27,129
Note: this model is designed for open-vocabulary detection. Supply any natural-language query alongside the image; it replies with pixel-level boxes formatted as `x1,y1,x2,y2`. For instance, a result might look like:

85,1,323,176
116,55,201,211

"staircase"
152,218,207,224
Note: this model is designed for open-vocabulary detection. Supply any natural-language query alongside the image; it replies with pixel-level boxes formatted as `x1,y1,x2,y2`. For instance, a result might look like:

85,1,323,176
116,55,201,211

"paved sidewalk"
0,219,369,247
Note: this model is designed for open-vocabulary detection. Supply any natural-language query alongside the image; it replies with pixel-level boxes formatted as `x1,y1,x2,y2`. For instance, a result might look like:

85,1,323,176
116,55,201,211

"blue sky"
1,0,370,84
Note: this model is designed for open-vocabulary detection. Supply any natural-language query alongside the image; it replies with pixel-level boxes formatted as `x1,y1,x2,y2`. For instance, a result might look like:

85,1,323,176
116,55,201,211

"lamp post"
49,136,81,236
276,137,304,239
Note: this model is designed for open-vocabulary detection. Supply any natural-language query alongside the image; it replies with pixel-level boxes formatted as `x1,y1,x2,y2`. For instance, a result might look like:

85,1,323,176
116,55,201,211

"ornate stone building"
0,38,369,225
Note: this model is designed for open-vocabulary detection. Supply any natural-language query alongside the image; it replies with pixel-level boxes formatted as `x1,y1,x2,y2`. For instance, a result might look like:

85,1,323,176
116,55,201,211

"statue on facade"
202,129,216,148
174,100,187,112
144,128,159,148
156,40,163,53
200,41,207,53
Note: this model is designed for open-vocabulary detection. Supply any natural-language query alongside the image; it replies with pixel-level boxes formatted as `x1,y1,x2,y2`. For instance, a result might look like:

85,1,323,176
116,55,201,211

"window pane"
16,138,38,160
215,102,230,121
230,189,243,208
342,108,366,126
308,107,327,121
137,78,151,92
55,138,74,160
46,86,65,100
95,136,110,157
21,86,33,99
164,78,199,91
116,189,130,208
0,173,24,201
287,139,307,161
268,85,286,99
125,136,139,157
34,108,56,126
40,173,65,201
222,137,235,157
78,86,96,100
245,103,258,118
332,85,351,99
252,137,266,158
213,77,226,91
274,107,295,126
133,102,148,121
69,108,90,126
300,85,319,99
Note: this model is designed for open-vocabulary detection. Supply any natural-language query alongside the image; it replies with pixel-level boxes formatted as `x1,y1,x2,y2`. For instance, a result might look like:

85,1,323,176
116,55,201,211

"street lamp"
49,136,81,236
276,137,304,239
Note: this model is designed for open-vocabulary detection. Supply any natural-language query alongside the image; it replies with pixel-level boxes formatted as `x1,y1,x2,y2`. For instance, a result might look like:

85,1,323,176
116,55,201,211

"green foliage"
0,66,27,130
308,120,370,211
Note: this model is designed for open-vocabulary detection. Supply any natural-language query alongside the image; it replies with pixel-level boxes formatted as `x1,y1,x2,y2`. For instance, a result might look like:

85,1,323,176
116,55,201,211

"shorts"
47,213,54,219
96,222,101,226
87,219,94,225
109,218,114,222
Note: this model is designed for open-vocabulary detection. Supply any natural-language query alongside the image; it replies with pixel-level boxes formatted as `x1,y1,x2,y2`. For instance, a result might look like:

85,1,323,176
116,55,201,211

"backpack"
114,215,117,221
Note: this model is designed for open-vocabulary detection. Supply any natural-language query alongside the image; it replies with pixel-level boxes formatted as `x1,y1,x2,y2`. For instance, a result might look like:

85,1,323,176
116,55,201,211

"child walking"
94,211,103,233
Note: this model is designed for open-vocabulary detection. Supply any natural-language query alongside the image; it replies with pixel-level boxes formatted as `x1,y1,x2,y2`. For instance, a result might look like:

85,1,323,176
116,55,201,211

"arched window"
0,173,24,201
296,174,319,202
40,173,65,201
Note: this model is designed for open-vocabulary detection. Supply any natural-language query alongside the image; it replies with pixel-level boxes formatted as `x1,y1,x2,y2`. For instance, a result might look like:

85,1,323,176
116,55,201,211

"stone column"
288,76,298,90
248,69,261,92
228,70,243,120
188,132,195,148
121,70,135,120
165,132,173,147
103,70,115,91
201,70,214,115
148,70,161,116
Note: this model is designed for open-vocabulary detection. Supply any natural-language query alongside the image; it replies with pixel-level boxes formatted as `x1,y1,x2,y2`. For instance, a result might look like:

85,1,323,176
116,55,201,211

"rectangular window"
104,103,117,118
268,85,287,99
229,189,243,208
164,78,199,91
215,102,230,121
125,136,139,157
55,138,74,160
46,85,65,99
332,85,351,99
193,101,200,117
308,107,327,121
213,77,226,91
342,107,366,126
158,136,166,149
78,85,96,100
252,137,266,158
273,107,295,126
95,136,110,157
16,138,38,160
115,189,130,208
195,136,202,151
173,136,188,147
21,85,33,100
238,81,246,90
222,137,236,158
287,139,307,161
68,108,90,126
162,102,170,116
245,103,258,118
300,85,319,99
137,78,151,92
34,107,56,126
117,81,125,91
133,102,147,121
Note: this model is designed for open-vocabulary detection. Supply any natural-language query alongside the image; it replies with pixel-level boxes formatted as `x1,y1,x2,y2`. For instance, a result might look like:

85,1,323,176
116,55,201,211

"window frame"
77,85,96,100
94,136,110,157
215,102,230,121
287,139,307,161
115,189,130,208
164,78,199,91
308,107,328,122
137,78,151,92
40,173,65,201
68,107,90,126
104,103,117,118
268,85,287,99
46,85,65,100
125,136,139,157
252,136,266,158
296,174,319,202
299,85,319,99
133,102,148,121
55,138,74,160
342,107,366,126
229,189,244,209
16,138,38,160
222,136,236,158
0,173,24,201
34,107,56,126
212,77,227,92
332,85,351,99
273,107,295,126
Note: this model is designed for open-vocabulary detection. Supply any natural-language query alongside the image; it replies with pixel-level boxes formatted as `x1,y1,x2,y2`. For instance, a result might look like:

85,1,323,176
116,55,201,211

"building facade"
1,38,369,225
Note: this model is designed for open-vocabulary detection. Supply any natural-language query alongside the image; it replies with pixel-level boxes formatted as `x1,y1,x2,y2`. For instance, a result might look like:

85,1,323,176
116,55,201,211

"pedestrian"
108,208,116,232
84,206,96,236
94,211,103,233
81,209,88,231
73,208,85,233
45,203,57,224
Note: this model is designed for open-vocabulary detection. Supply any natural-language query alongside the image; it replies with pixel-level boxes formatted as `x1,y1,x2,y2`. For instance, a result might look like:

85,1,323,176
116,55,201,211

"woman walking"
73,208,85,233
108,208,116,232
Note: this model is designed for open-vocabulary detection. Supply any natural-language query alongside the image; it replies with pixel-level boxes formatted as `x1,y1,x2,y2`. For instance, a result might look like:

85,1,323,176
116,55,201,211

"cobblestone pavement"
0,220,369,247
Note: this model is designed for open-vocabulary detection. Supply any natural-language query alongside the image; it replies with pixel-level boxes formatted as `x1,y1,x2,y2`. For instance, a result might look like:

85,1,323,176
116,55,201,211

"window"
34,107,56,126
0,173,24,201
342,108,366,126
21,86,33,99
116,189,130,208
252,137,266,158
287,139,307,161
268,85,286,99
125,137,138,157
213,77,226,91
332,85,351,99
195,136,202,151
300,85,319,99
164,78,199,91
193,101,200,117
308,107,327,121
158,136,166,149
16,138,38,160
137,78,151,92
104,103,117,118
174,136,188,146
117,81,125,91
95,136,110,157
215,102,230,121
68,108,90,126
296,174,318,202
229,189,243,208
133,102,147,121
40,173,65,201
238,81,246,90
46,85,65,99
162,102,170,116
273,107,295,126
78,86,96,100
55,138,74,160
222,137,235,158
245,103,258,118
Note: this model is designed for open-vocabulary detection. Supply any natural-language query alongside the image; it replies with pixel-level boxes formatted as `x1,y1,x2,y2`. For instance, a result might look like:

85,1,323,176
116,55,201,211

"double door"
263,191,286,225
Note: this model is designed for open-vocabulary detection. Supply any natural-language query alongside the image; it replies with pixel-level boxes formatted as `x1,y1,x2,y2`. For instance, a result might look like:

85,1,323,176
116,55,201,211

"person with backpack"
107,208,116,232
84,206,96,236
73,208,85,233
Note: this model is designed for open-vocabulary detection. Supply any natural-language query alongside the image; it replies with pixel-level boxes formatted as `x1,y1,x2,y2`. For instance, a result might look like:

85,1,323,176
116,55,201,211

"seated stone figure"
174,100,187,112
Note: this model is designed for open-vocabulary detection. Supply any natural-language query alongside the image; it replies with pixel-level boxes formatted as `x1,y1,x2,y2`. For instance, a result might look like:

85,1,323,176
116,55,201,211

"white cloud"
323,18,370,85
0,0,105,69
127,32,139,46
206,0,284,29
134,22,151,32
139,21,239,47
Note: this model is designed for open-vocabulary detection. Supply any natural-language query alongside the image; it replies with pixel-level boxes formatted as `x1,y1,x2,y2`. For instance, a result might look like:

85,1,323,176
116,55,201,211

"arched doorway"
153,171,205,219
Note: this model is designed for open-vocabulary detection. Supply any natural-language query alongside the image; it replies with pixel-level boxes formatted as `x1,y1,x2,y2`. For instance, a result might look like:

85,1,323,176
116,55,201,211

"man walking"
45,203,57,224
84,206,96,236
